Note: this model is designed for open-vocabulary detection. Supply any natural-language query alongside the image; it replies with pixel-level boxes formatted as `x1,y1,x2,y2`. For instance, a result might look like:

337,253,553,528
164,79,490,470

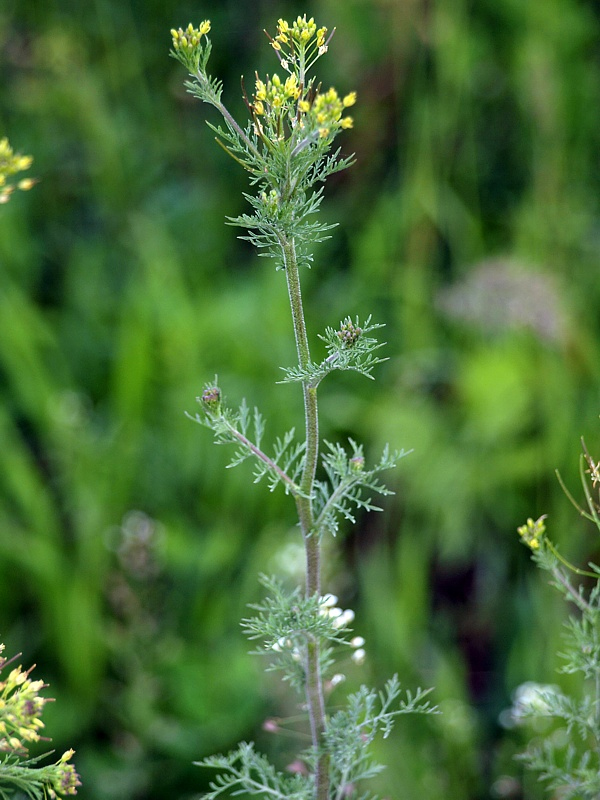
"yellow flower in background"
517,516,546,550
0,138,35,204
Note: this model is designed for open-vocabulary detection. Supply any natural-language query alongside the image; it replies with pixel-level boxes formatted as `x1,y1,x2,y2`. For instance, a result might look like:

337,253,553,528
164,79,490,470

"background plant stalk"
281,233,330,800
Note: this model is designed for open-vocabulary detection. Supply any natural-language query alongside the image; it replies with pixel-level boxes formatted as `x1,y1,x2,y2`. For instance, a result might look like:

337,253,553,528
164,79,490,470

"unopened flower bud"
337,318,362,347
200,386,221,413
350,456,364,472
319,593,338,608
332,608,355,629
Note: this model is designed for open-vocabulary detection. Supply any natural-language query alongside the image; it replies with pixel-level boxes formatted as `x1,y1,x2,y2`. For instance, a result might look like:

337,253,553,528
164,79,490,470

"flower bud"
350,456,365,472
337,318,362,347
200,387,221,414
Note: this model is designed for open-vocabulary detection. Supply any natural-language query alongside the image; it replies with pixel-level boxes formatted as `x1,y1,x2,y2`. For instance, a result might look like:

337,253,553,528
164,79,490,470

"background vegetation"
2,0,600,797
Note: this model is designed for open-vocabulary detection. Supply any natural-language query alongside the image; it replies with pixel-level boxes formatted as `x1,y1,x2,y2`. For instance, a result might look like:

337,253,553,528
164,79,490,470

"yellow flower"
171,21,211,52
0,138,35,204
517,516,547,550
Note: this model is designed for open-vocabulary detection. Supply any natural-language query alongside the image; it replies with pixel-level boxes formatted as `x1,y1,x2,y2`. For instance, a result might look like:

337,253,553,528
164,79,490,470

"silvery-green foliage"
186,384,307,497
196,682,437,800
241,575,346,692
197,742,312,800
313,439,408,537
516,442,600,798
326,677,438,798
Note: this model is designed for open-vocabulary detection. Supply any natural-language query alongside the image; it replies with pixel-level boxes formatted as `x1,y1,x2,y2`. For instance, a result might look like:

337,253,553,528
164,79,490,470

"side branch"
223,420,302,496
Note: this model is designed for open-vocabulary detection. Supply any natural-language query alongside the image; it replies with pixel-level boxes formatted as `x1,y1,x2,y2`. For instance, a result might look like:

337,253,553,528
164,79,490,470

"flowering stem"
280,233,329,800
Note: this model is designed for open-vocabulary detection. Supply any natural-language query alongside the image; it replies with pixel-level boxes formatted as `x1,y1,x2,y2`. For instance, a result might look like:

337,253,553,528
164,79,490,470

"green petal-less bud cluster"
349,455,365,472
337,317,362,347
0,138,35,204
200,385,221,415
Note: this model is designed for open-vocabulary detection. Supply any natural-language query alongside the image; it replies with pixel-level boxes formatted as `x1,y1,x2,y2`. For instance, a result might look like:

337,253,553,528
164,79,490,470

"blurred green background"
2,0,600,797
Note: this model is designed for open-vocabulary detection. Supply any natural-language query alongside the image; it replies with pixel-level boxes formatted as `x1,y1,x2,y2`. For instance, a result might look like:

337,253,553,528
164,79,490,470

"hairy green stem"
281,233,330,800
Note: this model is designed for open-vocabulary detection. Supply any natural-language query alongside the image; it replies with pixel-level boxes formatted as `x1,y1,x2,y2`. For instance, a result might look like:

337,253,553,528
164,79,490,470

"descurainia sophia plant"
514,439,600,798
170,15,437,800
0,641,81,799
0,141,79,800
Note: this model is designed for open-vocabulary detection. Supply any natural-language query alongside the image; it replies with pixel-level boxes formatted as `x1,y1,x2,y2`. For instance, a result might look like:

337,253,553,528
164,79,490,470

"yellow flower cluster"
0,644,81,795
272,15,328,51
269,15,332,78
253,73,301,116
300,87,356,137
170,20,211,53
0,659,47,752
0,138,35,204
517,515,547,550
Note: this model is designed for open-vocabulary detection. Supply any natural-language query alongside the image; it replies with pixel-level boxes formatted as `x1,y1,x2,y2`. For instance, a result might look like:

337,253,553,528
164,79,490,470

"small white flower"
499,681,562,728
350,636,365,648
320,593,338,607
330,673,346,686
332,608,355,629
352,648,366,665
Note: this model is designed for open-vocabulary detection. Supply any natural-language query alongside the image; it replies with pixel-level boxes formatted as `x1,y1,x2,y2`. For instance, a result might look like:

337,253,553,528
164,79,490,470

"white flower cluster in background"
319,594,366,665
499,681,561,729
